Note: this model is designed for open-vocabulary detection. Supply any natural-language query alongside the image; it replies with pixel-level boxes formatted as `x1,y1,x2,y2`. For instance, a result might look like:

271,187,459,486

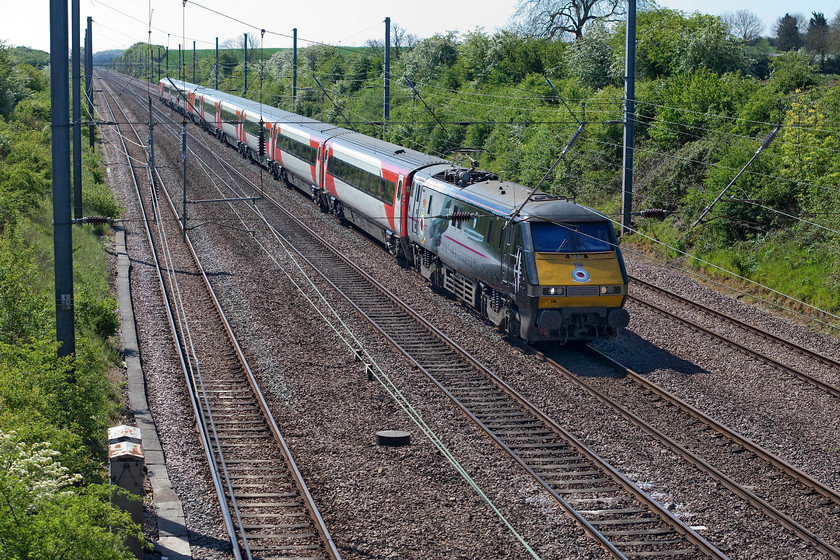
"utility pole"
182,121,188,241
292,28,297,101
192,40,196,83
621,0,637,235
215,37,219,89
243,32,248,93
86,16,94,151
384,17,390,124
84,23,92,149
72,0,82,220
178,44,181,81
149,96,156,215
50,0,75,359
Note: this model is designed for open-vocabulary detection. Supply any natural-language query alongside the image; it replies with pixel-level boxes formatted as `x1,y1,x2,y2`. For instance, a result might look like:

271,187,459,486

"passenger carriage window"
326,156,395,206
277,133,317,165
204,101,217,120
220,107,237,126
244,118,262,137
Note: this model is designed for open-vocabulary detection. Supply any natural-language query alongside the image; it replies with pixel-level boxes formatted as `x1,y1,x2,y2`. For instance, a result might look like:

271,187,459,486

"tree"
612,9,743,79
218,51,238,79
830,11,840,55
458,29,495,82
805,12,830,66
775,13,803,51
676,19,743,75
723,10,764,43
363,22,416,60
565,23,615,89
0,431,141,560
391,23,418,60
220,33,259,51
402,32,458,84
514,0,624,40
769,49,819,92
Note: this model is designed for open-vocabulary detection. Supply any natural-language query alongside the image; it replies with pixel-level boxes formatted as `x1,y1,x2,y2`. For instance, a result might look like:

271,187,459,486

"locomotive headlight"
600,285,623,295
542,287,565,296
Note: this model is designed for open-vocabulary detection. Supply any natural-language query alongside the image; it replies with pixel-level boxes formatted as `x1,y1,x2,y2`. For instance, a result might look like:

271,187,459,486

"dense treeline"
0,41,140,557
116,6,840,321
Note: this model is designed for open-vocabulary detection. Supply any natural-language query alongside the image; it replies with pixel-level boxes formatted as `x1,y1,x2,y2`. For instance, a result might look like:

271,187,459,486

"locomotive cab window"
530,222,612,253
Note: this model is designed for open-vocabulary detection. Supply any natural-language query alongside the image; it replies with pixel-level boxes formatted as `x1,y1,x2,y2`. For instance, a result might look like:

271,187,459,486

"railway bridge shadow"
586,329,710,377
542,330,709,378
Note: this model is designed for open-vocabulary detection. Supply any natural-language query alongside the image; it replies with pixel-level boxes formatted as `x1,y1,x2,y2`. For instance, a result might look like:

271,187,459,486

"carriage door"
396,175,405,235
410,180,422,235
501,223,524,294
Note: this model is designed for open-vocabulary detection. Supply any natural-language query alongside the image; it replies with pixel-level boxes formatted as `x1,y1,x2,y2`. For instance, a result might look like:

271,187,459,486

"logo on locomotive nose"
572,264,590,283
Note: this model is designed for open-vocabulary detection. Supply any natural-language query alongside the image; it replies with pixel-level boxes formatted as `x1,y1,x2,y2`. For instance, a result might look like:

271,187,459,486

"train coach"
159,78,630,343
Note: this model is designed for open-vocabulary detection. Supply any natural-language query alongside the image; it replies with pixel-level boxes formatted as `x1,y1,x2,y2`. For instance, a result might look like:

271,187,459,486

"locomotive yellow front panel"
535,252,626,308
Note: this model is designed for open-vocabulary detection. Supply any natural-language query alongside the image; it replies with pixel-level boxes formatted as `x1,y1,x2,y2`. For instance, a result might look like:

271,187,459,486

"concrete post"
72,0,82,220
50,0,75,359
621,0,637,235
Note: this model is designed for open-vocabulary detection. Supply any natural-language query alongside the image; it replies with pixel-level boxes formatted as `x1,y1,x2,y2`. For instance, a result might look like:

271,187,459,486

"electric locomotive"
159,78,629,343
407,168,629,342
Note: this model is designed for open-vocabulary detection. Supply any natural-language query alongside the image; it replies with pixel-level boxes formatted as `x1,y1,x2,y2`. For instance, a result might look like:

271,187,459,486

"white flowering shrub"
0,430,82,511
0,430,142,559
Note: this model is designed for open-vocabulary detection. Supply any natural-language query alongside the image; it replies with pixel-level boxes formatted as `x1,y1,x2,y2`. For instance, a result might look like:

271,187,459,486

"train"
159,78,630,343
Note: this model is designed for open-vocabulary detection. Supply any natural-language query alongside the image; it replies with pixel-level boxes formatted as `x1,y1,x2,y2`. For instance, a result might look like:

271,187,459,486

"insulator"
78,216,112,224
447,211,473,222
258,130,266,158
639,208,667,219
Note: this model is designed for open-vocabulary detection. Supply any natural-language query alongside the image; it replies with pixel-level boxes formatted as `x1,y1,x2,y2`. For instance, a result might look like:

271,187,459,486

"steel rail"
627,292,840,399
629,275,840,371
97,72,244,560
171,153,725,558
536,344,840,560
590,346,840,508
101,71,341,560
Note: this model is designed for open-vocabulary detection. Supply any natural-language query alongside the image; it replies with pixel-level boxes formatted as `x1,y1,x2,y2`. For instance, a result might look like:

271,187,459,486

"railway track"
542,344,840,559
99,72,340,560
106,72,839,558
114,75,729,559
627,276,840,399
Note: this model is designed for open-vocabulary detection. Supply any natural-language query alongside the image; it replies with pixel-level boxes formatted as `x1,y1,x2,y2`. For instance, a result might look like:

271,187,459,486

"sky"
4,0,840,54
